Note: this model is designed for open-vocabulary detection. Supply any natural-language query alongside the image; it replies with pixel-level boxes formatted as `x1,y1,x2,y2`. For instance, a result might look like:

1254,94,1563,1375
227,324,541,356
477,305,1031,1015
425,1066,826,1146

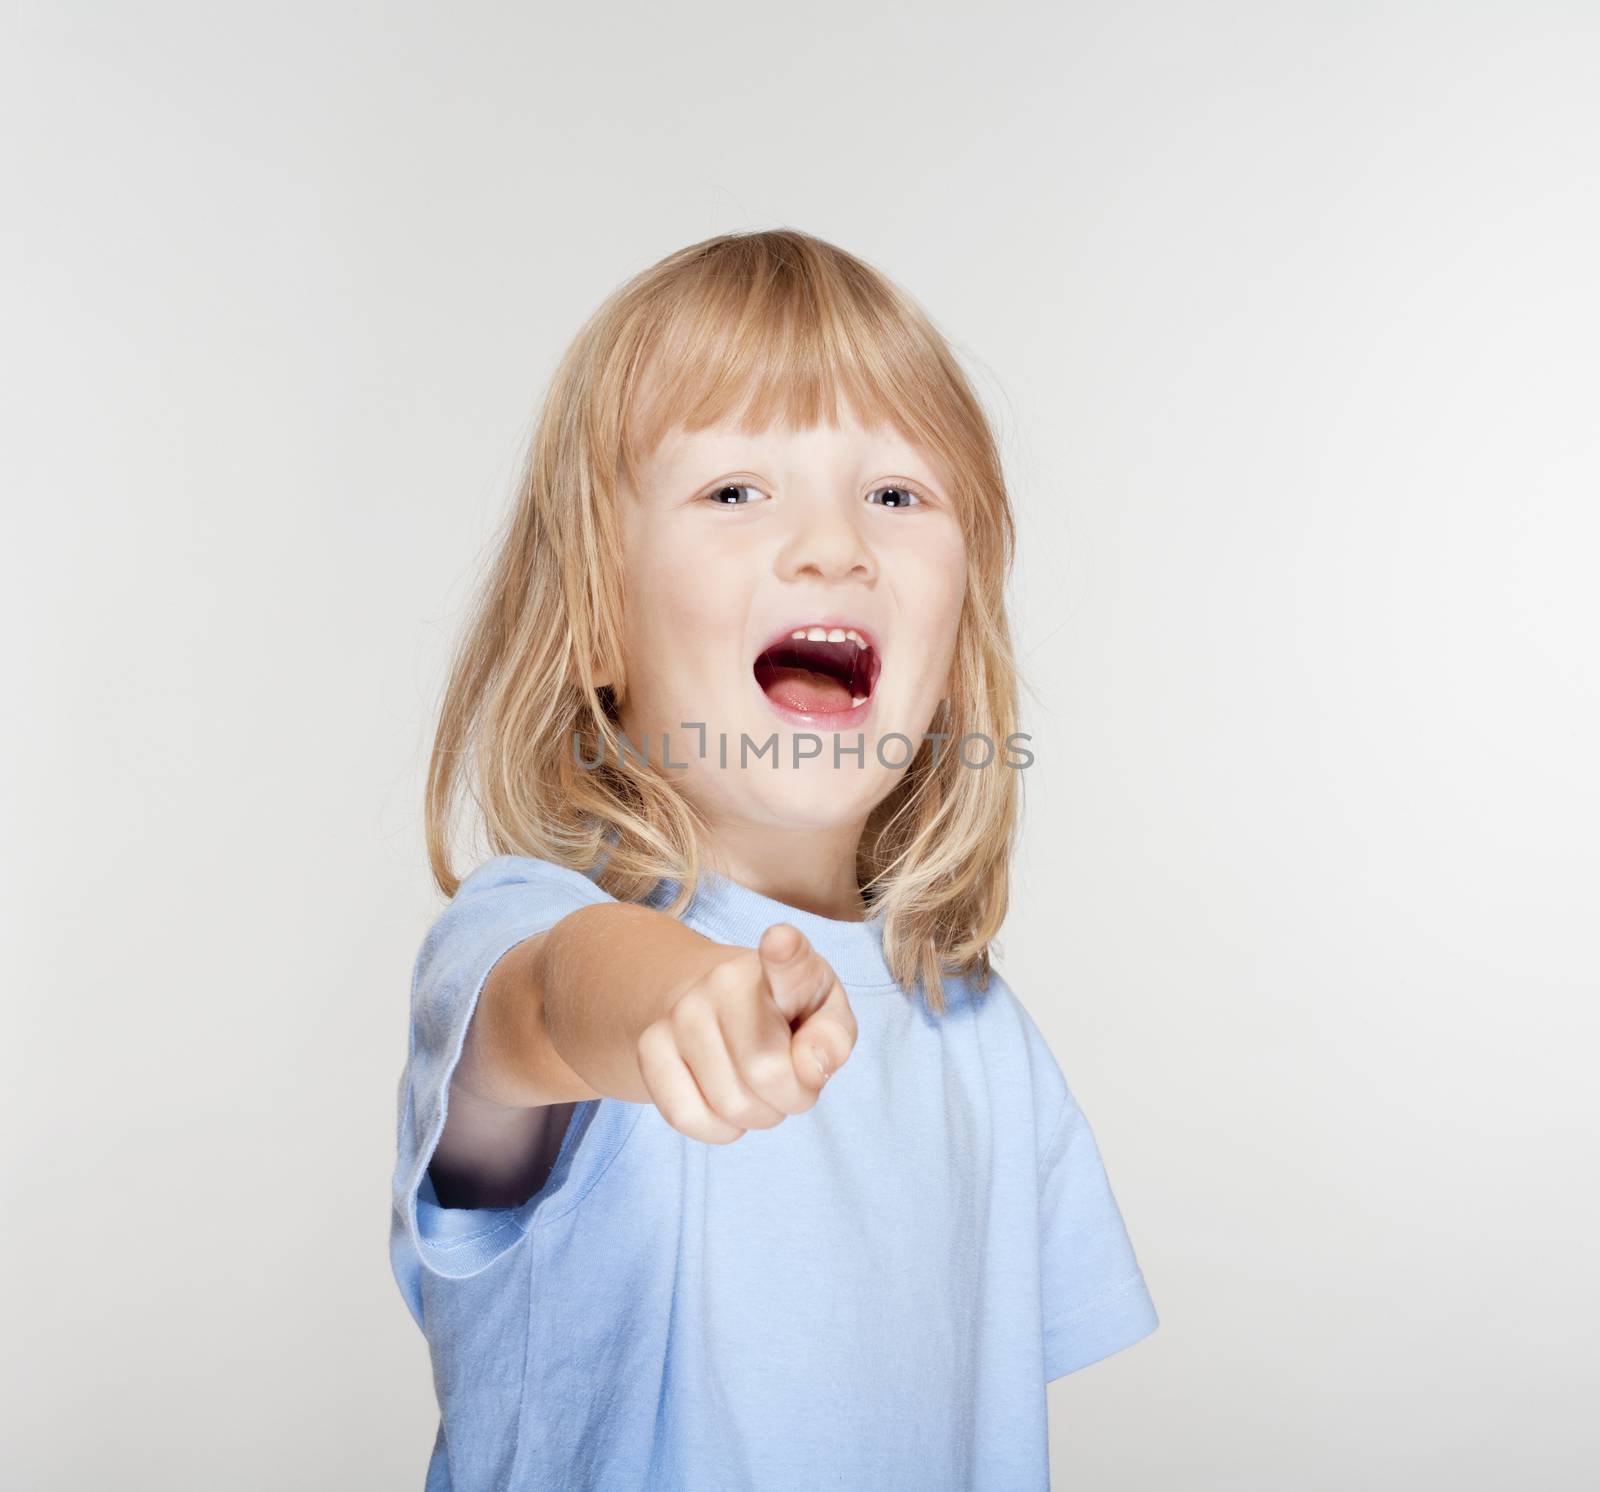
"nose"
776,494,877,585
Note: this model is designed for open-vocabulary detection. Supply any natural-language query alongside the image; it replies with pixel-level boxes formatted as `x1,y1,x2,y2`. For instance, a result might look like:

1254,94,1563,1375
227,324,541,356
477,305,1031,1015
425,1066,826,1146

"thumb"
789,977,856,1091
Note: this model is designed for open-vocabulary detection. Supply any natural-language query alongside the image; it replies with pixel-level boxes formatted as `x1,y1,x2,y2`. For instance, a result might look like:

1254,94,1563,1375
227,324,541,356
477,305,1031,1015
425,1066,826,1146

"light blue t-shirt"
390,855,1158,1491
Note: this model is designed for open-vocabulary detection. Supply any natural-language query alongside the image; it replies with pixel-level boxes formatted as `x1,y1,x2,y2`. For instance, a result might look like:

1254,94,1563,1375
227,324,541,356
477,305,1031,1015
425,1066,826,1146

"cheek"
631,545,741,637
622,525,745,681
909,531,967,685
909,526,967,634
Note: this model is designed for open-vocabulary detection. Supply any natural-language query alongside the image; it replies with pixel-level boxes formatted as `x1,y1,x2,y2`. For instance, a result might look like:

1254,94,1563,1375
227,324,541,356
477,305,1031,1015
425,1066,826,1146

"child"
390,228,1158,1491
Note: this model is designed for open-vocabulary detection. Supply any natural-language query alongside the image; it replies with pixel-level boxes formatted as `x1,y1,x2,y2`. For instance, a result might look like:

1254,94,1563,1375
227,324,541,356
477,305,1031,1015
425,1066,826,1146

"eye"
701,483,771,507
866,482,927,510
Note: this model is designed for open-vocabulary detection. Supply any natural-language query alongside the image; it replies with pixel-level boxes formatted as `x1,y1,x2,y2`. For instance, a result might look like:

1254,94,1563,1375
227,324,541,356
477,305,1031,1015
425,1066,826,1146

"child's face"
611,413,967,838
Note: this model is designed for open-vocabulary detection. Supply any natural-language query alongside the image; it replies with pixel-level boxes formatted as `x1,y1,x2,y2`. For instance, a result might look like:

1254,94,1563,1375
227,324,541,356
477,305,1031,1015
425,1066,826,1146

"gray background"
5,2,1597,1488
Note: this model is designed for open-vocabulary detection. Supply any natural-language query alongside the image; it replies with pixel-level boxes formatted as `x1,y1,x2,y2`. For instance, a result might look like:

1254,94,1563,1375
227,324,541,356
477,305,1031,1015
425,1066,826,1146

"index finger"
757,923,836,1024
712,964,826,1118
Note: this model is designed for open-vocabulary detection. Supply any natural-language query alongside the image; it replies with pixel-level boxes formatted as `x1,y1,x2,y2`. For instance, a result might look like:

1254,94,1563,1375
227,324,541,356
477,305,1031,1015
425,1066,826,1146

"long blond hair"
425,228,1026,1014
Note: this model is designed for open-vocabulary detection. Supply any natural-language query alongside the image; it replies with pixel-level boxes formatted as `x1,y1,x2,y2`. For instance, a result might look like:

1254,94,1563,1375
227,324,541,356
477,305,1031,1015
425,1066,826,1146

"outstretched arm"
428,902,728,1207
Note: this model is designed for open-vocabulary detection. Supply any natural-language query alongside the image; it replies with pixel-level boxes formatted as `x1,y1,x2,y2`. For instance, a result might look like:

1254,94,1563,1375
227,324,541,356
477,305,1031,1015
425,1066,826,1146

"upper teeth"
791,626,869,648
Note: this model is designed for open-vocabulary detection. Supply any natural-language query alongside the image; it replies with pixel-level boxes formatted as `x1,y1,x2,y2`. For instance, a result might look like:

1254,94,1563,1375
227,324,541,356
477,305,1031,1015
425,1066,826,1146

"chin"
745,773,881,828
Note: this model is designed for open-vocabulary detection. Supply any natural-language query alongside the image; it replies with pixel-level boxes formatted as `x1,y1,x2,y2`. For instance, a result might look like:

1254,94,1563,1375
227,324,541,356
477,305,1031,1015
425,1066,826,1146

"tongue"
759,664,853,713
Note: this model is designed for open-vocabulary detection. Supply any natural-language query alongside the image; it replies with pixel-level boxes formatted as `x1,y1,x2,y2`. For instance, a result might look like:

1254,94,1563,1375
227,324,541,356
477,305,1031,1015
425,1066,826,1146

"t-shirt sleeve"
1038,1085,1160,1379
388,854,616,1330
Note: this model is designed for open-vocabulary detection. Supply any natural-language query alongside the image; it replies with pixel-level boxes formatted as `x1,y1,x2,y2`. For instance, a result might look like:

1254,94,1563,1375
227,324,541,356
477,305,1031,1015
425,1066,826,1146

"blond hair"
425,228,1026,1014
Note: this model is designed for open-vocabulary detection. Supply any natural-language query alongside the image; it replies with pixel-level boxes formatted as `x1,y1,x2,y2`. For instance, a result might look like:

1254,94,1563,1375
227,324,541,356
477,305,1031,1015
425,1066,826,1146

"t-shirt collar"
645,867,899,989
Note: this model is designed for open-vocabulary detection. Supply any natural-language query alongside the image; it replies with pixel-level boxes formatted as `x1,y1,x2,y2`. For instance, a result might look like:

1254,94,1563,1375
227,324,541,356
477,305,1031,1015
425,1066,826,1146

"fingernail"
811,1046,831,1083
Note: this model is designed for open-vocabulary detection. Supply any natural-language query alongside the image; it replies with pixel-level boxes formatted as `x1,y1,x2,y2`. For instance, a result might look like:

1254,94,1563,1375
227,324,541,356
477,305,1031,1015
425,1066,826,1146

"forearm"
450,930,595,1109
458,902,729,1108
538,902,733,1102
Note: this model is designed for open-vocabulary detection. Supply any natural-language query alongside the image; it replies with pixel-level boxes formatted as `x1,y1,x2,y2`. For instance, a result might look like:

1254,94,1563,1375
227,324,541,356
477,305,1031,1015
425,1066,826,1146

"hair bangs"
618,239,964,504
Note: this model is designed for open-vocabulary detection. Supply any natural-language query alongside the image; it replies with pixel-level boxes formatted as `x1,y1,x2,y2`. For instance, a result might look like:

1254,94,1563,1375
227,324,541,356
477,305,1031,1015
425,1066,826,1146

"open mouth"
753,626,882,716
